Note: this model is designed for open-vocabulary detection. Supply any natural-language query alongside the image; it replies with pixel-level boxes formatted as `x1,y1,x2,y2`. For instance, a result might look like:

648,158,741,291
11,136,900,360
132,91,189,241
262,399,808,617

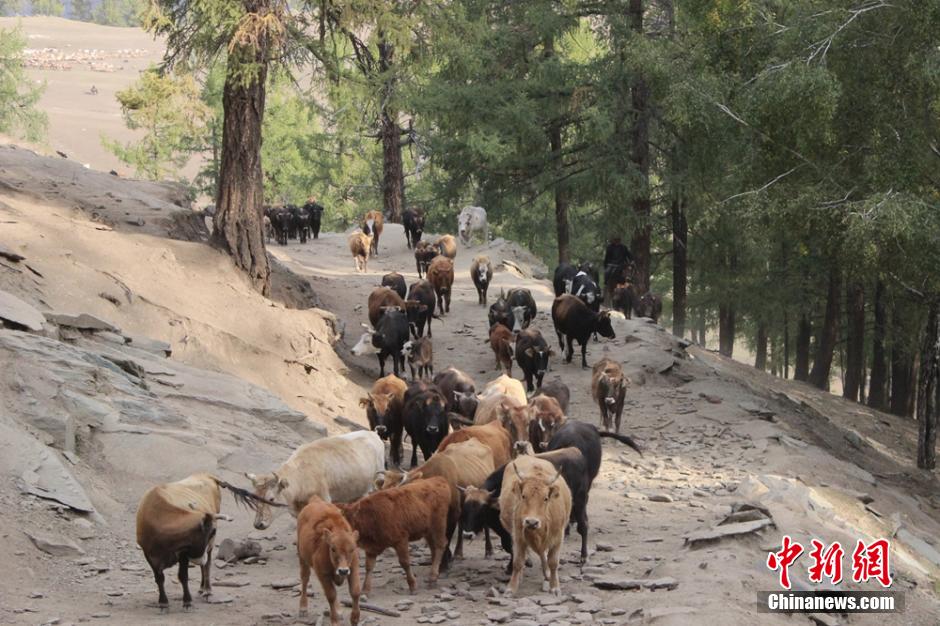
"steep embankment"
0,147,937,625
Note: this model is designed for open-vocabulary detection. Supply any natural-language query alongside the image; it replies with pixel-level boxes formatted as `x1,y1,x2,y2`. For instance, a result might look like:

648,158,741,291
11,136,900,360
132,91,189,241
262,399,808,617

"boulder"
0,289,44,331
44,312,120,334
25,531,85,557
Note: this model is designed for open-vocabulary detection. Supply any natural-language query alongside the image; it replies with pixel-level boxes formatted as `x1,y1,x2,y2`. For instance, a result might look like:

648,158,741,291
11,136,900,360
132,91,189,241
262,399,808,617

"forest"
2,0,939,469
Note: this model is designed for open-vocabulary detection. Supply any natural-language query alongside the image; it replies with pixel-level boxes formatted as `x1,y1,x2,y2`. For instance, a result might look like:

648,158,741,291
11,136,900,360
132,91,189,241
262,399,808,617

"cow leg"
576,503,589,565
377,354,386,378
410,442,419,469
547,543,562,596
316,569,341,626
506,541,526,597
565,336,574,364
390,431,404,468
178,555,192,610
199,545,213,598
580,339,589,368
536,372,544,390
363,553,377,596
538,550,550,585
427,532,445,589
454,518,464,559
148,559,169,613
394,542,418,593
409,363,416,381
556,331,565,351
484,528,493,558
445,291,451,314
426,314,432,338
524,372,533,393
615,408,623,435
299,559,311,617
348,557,362,626
483,286,488,306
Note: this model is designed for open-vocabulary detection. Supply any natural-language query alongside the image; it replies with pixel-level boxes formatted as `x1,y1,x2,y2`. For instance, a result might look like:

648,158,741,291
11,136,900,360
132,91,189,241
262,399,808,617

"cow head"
458,485,498,538
488,297,511,329
321,527,359,584
599,370,627,407
511,465,563,531
401,340,415,360
524,345,553,378
359,391,398,438
423,394,448,435
510,306,528,334
476,261,490,285
501,404,532,455
595,312,616,339
457,212,472,242
453,390,478,417
527,396,566,453
375,469,405,489
245,472,288,530
351,329,380,356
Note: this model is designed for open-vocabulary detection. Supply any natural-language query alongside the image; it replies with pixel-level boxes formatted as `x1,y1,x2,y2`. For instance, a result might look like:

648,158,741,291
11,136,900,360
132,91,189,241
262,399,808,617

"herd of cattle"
136,205,667,624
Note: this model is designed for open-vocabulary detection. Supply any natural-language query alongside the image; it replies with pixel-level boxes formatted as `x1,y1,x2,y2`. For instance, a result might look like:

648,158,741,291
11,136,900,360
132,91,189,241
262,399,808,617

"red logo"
808,540,844,585
851,539,893,587
767,537,893,589
766,535,804,589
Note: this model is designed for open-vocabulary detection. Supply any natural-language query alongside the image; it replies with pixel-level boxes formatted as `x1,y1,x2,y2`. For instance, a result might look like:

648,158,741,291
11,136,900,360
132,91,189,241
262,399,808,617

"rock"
25,531,84,557
90,613,111,619
647,493,674,503
571,593,600,604
592,577,678,591
217,538,262,563
513,605,540,618
571,612,594,624
0,244,26,263
206,593,235,604
214,579,250,588
270,579,299,590
0,289,45,331
124,334,171,357
71,518,96,540
44,312,120,334
428,616,447,624
684,518,774,547
487,609,511,623
896,528,940,568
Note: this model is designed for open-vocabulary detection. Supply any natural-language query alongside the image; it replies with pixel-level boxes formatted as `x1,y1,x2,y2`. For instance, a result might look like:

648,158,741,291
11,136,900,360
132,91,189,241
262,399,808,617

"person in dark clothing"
603,236,634,305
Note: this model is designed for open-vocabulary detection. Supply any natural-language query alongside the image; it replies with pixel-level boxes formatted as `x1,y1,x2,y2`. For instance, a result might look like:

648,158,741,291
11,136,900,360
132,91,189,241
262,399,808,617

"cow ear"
487,490,499,505
548,349,556,356
277,477,289,492
358,397,371,408
409,470,424,482
351,530,359,543
549,485,559,499
525,347,535,358
244,472,257,483
322,528,333,541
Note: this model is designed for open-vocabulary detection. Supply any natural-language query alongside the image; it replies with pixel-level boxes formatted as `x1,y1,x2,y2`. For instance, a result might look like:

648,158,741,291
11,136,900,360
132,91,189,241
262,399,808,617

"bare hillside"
0,149,937,626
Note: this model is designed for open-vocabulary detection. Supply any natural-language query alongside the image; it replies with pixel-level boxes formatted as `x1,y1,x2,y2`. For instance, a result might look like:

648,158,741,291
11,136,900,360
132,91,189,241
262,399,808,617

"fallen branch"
341,600,399,617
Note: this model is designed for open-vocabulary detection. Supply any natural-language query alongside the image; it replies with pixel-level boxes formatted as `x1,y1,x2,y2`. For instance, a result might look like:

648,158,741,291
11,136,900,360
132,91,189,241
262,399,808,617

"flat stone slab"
684,518,774,546
0,289,44,331
45,312,120,333
25,531,85,557
592,576,678,591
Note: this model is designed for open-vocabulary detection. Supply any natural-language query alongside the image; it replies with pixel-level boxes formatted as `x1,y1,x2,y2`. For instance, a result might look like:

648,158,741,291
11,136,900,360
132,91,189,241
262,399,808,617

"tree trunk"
868,280,888,409
794,314,812,381
378,39,404,223
718,304,735,357
783,311,790,379
545,36,569,264
917,302,939,470
755,322,768,371
809,269,841,390
697,306,706,346
843,282,866,401
212,33,271,295
890,304,913,417
629,0,651,293
671,196,687,338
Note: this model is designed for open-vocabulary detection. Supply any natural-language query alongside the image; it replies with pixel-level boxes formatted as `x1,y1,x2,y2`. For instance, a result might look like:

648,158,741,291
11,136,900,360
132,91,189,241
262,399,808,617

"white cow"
246,431,385,529
458,206,488,245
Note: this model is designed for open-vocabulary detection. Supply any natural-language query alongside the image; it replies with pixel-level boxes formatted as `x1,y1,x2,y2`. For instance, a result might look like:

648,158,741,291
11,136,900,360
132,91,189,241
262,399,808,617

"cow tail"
597,431,643,456
211,477,286,511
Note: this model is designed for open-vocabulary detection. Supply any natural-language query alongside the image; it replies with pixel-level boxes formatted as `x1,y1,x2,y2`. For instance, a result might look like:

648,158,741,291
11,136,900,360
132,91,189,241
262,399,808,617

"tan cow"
481,374,527,406
359,374,408,467
473,393,523,426
436,234,457,259
297,498,362,625
363,210,384,256
499,456,572,597
247,431,385,530
348,230,374,273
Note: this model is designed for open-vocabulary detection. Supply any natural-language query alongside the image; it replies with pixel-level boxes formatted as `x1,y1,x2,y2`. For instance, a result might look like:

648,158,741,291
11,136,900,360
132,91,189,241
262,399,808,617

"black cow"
401,382,449,468
488,291,512,330
407,280,436,338
270,209,291,245
292,207,310,244
553,262,577,297
433,367,476,417
506,288,537,333
551,295,615,368
351,308,409,378
612,281,637,319
381,272,407,300
578,261,600,285
571,270,601,313
514,328,553,393
403,209,425,249
303,200,324,239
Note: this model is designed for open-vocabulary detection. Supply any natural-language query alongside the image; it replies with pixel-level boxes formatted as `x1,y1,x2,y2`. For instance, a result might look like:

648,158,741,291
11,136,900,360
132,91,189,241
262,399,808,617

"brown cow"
436,234,457,259
427,256,454,314
437,419,512,468
527,394,567,453
136,473,275,612
367,287,405,327
487,323,514,375
591,358,628,433
537,379,570,413
336,477,450,595
296,498,361,625
363,210,384,256
359,374,408,465
499,457,572,597
376,439,495,561
348,230,373,273
402,336,433,380
470,255,493,305
414,240,439,278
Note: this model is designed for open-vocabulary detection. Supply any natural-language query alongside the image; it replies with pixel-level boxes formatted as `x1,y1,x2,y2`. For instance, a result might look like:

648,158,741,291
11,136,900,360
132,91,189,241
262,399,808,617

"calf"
303,199,324,240
488,323,515,375
537,379,570,414
336,477,450,595
136,473,274,612
402,382,449,467
551,294,615,368
414,240,438,278
612,281,637,318
432,367,477,417
488,291,512,329
246,431,385,529
591,358,628,433
363,210,384,256
358,374,408,467
635,291,663,322
526,394,566,453
553,262,577,297
514,328,553,392
406,280,436,338
293,207,310,244
403,208,425,249
403,336,433,380
352,307,409,377
436,234,458,259
272,209,291,245
470,255,493,305
427,256,454,315
348,230,373,273
500,457,572,596
296,498,361,625
457,205,488,244
381,272,407,300
376,439,494,564
506,288,537,333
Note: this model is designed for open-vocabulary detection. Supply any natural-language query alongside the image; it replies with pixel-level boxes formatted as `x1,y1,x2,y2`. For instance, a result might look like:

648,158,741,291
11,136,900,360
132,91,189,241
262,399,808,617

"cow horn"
214,513,234,522
456,485,467,493
538,418,545,432
400,470,409,484
548,471,561,485
511,461,523,480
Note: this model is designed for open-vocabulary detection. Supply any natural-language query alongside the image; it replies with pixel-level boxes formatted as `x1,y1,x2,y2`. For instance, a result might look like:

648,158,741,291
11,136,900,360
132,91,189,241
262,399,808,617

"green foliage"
104,69,208,180
0,27,46,141
31,0,63,15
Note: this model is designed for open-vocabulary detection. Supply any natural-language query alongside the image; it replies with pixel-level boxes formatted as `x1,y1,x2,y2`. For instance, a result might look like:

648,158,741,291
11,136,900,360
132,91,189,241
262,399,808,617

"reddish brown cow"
488,323,515,375
296,498,362,625
363,210,384,256
437,419,512,468
336,477,450,595
527,394,567,453
368,287,405,327
427,256,454,314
